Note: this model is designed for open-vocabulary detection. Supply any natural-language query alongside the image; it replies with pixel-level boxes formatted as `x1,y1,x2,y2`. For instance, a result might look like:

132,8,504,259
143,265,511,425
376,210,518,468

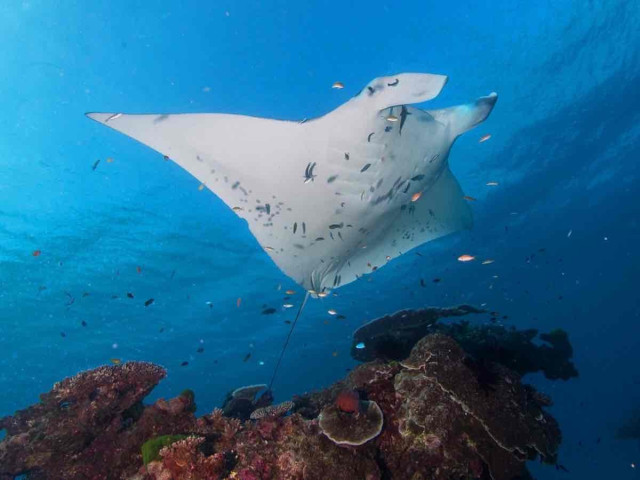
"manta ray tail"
268,291,311,391
428,92,498,137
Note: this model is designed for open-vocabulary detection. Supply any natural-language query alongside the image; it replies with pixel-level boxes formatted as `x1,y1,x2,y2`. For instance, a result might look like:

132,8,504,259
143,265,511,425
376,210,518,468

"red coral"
335,389,360,413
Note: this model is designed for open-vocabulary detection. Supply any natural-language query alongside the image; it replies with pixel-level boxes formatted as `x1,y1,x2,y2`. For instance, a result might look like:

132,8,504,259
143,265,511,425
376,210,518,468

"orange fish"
479,134,492,143
285,290,296,295
463,195,476,202
411,191,422,202
457,254,475,262
332,81,344,89
32,250,41,257
237,297,242,308
136,266,142,274
110,358,122,365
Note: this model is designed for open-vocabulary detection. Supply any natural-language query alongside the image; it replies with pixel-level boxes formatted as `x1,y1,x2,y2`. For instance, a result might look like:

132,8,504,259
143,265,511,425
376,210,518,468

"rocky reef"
351,306,578,380
0,333,564,479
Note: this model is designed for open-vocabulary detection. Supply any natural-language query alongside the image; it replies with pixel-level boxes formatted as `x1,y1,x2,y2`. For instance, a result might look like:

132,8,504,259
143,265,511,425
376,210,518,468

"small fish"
293,222,298,234
285,290,296,295
360,163,371,173
355,342,366,349
283,304,294,308
386,115,398,122
486,182,499,186
479,134,492,143
136,266,142,274
463,195,476,201
127,292,134,298
344,152,350,160
567,229,572,238
110,358,122,365
81,320,87,327
386,255,391,261
237,297,242,308
420,278,426,287
163,155,170,161
328,309,337,315
482,259,495,265
243,353,251,362
332,81,344,89
60,332,66,338
105,113,122,122
264,246,275,252
106,157,114,163
92,159,100,171
206,301,213,308
433,278,441,283
262,307,277,315
197,347,204,353
32,250,41,257
198,183,205,191
181,361,189,367
232,206,244,212
458,254,475,262
144,298,154,307
82,292,90,298
411,192,422,202
317,291,329,298
284,320,292,324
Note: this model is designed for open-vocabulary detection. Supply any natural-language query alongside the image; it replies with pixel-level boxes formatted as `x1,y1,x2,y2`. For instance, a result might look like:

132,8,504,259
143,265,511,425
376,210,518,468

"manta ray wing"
86,73,496,292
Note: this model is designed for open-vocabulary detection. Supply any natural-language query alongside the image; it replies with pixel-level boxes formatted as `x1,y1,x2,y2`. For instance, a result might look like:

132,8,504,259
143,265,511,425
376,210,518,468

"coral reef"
0,334,564,479
318,400,383,446
351,307,578,380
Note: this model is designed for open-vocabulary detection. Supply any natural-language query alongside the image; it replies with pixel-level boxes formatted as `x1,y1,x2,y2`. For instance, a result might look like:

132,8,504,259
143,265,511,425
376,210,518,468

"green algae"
141,434,188,465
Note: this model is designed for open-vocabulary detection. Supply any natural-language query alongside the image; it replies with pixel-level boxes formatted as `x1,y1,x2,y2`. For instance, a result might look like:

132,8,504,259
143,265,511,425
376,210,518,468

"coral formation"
335,389,360,413
0,333,564,479
249,400,295,420
319,400,383,446
352,307,578,380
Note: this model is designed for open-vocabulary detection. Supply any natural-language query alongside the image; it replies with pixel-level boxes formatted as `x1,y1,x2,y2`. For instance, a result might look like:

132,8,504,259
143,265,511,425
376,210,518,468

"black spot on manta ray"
387,78,399,86
153,115,169,124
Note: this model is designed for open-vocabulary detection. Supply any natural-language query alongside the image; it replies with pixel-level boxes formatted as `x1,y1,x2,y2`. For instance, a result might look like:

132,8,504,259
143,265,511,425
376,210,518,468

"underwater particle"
81,320,87,327
332,351,338,357
136,266,142,274
106,157,114,163
567,229,573,238
92,159,100,171
479,134,492,143
32,250,41,257
317,291,329,298
127,292,134,298
180,361,189,367
318,400,383,446
411,191,422,202
197,347,204,353
433,278,441,283
237,297,242,308
285,289,296,295
198,183,205,191
206,301,213,308
328,309,337,315
463,195,476,201
264,246,275,252
355,342,365,349
283,304,294,308
457,254,475,262
486,181,499,186
112,343,118,349
243,353,251,362
60,332,66,338
144,298,154,307
420,278,426,287
482,259,495,265
64,292,75,306
332,81,344,89
259,360,264,365
110,358,121,365
386,114,398,122
284,320,292,324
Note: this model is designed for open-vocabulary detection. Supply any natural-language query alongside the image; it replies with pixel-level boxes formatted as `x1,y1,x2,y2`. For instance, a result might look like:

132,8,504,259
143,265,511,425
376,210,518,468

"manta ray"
87,73,497,297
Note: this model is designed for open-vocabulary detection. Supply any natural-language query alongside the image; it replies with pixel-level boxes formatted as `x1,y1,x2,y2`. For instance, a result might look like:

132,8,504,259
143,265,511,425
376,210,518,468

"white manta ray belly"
87,73,497,293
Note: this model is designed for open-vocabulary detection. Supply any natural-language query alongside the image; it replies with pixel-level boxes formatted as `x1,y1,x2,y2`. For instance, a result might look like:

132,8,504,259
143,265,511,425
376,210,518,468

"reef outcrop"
0,334,563,480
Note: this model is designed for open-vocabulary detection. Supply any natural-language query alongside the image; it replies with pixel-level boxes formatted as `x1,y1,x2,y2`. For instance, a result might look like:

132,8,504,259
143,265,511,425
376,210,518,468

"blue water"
1,1,639,478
